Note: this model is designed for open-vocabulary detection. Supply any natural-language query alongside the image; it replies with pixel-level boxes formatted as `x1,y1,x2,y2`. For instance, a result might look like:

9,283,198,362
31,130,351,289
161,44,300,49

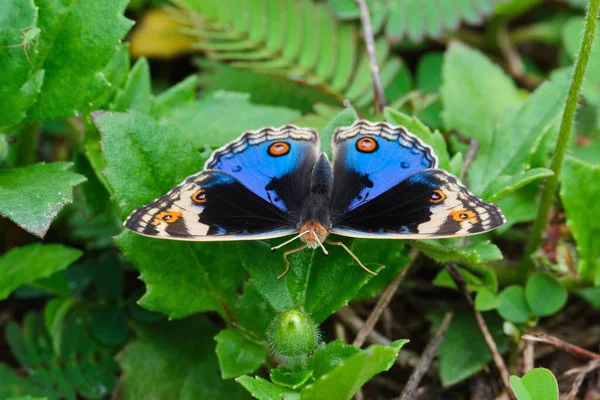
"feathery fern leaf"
174,0,409,109
329,0,508,43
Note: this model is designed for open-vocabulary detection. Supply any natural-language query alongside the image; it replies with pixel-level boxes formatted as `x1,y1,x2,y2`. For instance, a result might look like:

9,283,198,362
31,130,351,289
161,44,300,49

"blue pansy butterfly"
124,120,505,278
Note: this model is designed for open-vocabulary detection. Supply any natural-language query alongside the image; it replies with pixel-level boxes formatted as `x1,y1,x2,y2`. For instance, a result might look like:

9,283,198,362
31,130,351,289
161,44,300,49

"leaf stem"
354,0,387,114
16,122,40,166
519,0,600,280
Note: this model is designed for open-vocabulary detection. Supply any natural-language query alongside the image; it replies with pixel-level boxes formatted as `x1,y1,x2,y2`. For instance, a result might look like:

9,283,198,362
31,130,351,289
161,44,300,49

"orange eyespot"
153,210,182,225
450,209,478,224
191,189,207,204
356,137,378,153
429,189,446,203
268,141,290,157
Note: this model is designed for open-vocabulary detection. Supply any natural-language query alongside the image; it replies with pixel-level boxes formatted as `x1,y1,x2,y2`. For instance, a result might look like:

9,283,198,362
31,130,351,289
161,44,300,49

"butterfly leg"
324,239,377,276
277,244,308,280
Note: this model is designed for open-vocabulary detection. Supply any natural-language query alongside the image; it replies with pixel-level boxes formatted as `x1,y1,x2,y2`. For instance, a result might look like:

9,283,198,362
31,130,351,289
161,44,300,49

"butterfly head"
299,220,328,249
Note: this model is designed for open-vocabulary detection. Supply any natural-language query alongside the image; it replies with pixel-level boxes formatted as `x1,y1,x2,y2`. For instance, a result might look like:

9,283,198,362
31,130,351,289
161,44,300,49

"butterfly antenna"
325,239,377,276
312,232,329,256
271,231,309,252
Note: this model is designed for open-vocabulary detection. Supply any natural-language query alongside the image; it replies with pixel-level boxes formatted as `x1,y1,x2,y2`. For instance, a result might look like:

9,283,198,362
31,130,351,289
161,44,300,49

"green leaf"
469,70,570,195
110,57,152,113
0,0,44,128
510,368,559,400
90,43,130,109
0,363,47,399
239,241,383,324
498,286,533,323
152,75,199,117
525,273,567,317
119,318,248,400
409,240,503,268
270,367,313,390
0,244,82,301
319,107,358,158
0,162,86,237
441,42,521,150
300,340,407,399
575,287,600,309
215,329,267,379
43,297,77,355
475,288,501,311
163,91,300,149
91,306,130,347
560,157,600,284
485,168,554,202
307,339,360,379
236,376,298,400
25,0,133,121
384,108,454,173
429,310,508,386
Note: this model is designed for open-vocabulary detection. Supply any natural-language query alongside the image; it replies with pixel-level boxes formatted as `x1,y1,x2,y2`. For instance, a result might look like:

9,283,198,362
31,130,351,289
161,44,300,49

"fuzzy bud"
267,309,320,367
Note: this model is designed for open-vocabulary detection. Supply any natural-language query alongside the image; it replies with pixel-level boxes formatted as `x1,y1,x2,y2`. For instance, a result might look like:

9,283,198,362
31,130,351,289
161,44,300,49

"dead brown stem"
565,359,600,400
523,332,600,361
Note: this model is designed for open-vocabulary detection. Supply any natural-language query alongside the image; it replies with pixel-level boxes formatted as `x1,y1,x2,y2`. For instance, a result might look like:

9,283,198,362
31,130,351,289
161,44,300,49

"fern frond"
174,0,409,109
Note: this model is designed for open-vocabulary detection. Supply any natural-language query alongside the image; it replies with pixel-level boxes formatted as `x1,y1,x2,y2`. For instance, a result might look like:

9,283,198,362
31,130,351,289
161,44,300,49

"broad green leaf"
416,52,444,92
110,57,152,113
215,329,267,379
429,310,508,386
384,108,454,173
300,340,407,400
475,288,501,311
0,244,82,301
510,368,559,400
236,376,299,400
26,0,133,121
525,273,567,317
0,363,46,399
152,75,199,117
0,162,86,237
307,339,360,379
470,70,570,195
0,0,44,128
8,397,49,400
239,241,383,324
433,267,498,293
119,318,248,400
498,286,532,323
560,157,600,283
409,240,503,268
163,91,301,149
576,287,600,309
90,43,130,109
484,168,554,202
441,42,521,149
320,107,358,158
270,367,313,390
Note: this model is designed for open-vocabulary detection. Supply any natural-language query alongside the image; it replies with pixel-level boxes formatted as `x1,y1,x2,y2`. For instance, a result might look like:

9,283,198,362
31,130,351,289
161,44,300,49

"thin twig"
354,0,387,113
460,138,480,182
337,307,421,368
523,333,600,361
497,20,525,80
446,264,517,400
353,248,419,348
523,339,534,374
398,312,453,400
566,359,600,400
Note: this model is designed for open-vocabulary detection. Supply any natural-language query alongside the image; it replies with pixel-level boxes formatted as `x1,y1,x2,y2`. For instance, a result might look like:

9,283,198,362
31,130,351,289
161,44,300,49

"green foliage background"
1,0,599,399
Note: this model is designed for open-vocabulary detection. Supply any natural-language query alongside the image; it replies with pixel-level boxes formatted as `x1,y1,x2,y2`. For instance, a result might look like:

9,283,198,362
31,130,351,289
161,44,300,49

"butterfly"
124,120,505,278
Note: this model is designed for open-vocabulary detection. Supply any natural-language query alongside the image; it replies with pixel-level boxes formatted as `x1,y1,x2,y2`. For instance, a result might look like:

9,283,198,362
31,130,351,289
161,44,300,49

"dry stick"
446,264,516,400
398,312,453,400
522,333,600,361
523,340,534,374
354,0,387,113
566,358,600,400
353,248,420,348
460,139,480,182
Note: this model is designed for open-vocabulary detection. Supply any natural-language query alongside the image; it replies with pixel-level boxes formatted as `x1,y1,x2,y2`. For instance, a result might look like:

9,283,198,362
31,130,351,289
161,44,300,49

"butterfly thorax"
297,153,333,248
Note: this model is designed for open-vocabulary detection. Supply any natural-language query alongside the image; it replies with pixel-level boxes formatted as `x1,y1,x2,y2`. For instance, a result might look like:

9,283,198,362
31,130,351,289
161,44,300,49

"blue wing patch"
205,125,320,212
330,120,438,213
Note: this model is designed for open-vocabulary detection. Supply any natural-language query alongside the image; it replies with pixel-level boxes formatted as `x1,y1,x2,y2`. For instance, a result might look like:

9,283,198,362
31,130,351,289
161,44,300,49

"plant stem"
16,122,40,166
519,0,600,280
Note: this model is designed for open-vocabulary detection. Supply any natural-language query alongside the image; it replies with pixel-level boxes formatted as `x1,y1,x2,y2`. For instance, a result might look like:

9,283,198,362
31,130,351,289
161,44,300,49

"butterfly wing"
124,170,298,241
330,169,505,239
205,125,320,215
330,120,438,213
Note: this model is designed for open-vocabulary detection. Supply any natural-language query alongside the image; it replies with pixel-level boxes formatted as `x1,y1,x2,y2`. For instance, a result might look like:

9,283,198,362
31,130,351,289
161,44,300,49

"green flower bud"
267,309,320,367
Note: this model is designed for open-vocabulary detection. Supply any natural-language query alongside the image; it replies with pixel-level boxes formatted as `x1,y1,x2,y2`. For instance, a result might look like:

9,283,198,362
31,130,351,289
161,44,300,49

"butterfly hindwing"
330,120,438,213
330,169,505,239
124,170,298,241
205,125,320,214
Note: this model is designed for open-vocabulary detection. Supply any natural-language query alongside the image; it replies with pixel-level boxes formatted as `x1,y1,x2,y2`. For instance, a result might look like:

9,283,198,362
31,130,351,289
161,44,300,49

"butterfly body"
124,121,505,267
